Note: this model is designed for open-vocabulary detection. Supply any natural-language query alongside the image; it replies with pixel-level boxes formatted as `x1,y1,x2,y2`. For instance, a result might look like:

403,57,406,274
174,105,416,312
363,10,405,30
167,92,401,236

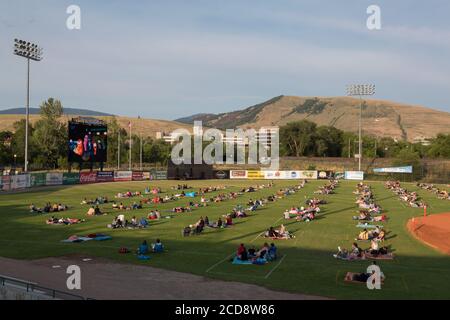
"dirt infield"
0,256,328,300
407,212,450,255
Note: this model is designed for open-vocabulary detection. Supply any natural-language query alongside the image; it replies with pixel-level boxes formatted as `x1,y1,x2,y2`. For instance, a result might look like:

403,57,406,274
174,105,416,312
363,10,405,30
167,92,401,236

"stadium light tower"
346,84,375,171
13,38,43,172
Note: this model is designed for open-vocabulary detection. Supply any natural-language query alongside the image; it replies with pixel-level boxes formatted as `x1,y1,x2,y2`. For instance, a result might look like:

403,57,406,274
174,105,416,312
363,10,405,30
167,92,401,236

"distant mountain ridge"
0,107,113,116
176,95,450,142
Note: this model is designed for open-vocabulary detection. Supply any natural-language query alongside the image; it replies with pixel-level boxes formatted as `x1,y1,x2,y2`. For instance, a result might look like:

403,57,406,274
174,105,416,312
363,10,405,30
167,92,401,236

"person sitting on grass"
110,216,123,229
152,239,164,253
138,240,149,255
225,215,233,226
130,216,139,227
266,227,280,238
193,217,205,234
236,243,248,261
94,205,102,216
356,229,370,241
284,210,291,220
210,217,224,228
366,239,389,256
87,206,96,216
334,243,363,260
256,243,270,259
139,217,149,228
267,243,278,261
182,225,192,237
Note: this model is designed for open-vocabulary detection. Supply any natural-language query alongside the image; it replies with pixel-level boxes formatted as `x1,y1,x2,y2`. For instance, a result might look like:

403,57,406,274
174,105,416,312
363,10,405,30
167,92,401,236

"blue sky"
1,0,450,119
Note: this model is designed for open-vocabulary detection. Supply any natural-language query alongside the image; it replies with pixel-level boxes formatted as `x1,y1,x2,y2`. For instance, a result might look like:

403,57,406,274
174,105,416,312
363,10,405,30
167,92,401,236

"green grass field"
0,179,449,299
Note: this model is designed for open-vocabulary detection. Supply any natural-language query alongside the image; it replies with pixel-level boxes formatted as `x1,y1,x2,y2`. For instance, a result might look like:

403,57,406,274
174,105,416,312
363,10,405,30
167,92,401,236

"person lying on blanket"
46,217,82,225
334,243,363,260
346,261,386,283
274,225,294,239
266,227,280,238
30,204,42,213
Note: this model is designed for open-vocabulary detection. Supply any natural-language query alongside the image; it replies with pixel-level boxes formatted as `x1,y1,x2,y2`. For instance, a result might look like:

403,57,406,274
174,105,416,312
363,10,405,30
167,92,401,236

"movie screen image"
68,120,107,163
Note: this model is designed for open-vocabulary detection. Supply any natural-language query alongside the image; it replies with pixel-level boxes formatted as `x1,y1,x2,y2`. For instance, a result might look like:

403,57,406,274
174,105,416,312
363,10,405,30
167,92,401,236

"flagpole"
140,133,143,171
129,121,132,171
118,130,121,170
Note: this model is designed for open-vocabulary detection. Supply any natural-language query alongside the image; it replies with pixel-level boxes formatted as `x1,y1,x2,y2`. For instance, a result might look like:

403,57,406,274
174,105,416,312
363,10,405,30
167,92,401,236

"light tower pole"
13,39,43,172
346,84,376,171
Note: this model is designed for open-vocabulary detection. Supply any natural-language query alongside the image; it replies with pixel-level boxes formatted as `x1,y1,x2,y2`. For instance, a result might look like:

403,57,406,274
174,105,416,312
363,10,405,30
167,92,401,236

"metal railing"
0,274,92,300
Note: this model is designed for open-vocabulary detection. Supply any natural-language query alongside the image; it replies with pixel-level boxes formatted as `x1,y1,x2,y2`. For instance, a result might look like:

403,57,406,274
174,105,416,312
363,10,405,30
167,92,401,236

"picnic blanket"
356,224,382,229
232,257,268,265
61,234,112,243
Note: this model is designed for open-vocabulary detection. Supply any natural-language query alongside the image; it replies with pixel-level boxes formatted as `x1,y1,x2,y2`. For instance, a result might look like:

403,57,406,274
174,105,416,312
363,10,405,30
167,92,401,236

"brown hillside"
180,96,450,142
0,115,193,138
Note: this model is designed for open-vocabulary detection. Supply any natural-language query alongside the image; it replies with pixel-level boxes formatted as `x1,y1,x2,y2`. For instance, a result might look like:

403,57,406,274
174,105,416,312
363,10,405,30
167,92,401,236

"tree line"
279,120,450,159
1,99,449,170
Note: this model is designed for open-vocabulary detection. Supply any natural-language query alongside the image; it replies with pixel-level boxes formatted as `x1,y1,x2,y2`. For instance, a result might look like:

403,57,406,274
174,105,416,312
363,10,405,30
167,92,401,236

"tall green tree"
427,134,450,158
32,98,67,169
280,120,317,157
314,126,343,157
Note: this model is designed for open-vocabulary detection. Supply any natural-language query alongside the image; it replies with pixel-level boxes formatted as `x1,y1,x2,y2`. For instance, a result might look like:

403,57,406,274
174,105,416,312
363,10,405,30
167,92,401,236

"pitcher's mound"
407,213,450,255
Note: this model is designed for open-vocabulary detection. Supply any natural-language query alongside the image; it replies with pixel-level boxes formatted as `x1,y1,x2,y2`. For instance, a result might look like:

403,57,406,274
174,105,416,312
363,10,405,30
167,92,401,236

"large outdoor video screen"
68,121,108,163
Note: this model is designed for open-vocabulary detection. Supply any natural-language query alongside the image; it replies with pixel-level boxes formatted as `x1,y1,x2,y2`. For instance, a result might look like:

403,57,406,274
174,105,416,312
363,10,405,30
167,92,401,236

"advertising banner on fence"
143,172,151,180
132,171,144,181
247,170,265,180
114,171,132,182
30,173,46,187
262,170,318,180
230,170,248,179
79,172,97,184
97,171,114,183
11,174,31,190
373,166,413,174
1,176,11,191
63,173,80,185
297,171,318,180
152,170,168,180
214,170,229,180
318,170,334,180
345,171,365,180
46,173,63,186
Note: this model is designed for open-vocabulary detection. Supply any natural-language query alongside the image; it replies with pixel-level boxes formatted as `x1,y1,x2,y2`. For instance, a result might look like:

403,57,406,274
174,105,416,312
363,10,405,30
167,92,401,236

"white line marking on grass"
250,232,263,243
205,252,235,273
264,254,287,279
207,270,265,279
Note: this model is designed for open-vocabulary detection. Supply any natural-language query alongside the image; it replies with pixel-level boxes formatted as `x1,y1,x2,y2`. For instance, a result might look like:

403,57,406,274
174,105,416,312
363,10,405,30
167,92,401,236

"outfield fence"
0,170,168,192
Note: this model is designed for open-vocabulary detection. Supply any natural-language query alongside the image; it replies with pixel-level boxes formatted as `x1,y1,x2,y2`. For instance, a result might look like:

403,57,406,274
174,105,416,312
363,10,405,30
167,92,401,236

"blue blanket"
232,257,268,265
